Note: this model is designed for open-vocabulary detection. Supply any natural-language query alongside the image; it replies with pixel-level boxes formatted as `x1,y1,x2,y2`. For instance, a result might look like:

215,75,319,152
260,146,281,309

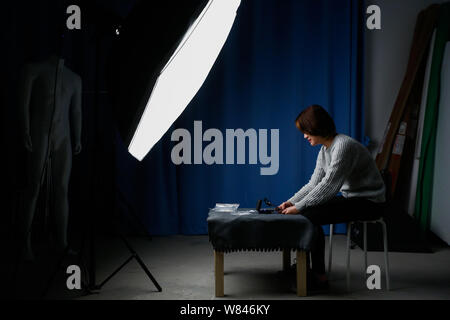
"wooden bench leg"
214,251,224,297
296,251,307,297
283,249,291,272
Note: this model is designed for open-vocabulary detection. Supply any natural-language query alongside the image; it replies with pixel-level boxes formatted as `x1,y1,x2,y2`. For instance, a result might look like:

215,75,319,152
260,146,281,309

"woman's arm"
288,149,326,204
293,141,354,212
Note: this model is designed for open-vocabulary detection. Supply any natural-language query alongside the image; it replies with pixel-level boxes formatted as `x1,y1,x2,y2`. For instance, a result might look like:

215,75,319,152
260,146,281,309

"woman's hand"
277,201,294,212
281,206,300,215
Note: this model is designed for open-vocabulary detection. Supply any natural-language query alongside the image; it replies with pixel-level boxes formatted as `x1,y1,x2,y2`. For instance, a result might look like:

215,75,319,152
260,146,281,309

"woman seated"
278,105,386,289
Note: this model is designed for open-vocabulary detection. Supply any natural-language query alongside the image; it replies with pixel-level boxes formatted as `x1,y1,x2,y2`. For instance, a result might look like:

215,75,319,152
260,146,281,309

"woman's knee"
301,207,328,225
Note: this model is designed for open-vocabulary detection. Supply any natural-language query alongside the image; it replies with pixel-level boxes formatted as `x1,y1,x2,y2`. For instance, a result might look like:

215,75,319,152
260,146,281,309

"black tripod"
42,4,162,296
41,186,162,297
92,187,162,292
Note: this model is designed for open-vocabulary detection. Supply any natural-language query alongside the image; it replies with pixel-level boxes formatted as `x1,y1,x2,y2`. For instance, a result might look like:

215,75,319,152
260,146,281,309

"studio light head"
109,0,241,160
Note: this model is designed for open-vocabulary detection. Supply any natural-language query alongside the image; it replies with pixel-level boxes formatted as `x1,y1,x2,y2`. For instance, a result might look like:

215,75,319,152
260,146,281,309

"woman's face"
303,133,323,146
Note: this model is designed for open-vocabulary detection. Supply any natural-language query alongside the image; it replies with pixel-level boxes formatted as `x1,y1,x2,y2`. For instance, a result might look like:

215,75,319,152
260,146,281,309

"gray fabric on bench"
207,209,316,253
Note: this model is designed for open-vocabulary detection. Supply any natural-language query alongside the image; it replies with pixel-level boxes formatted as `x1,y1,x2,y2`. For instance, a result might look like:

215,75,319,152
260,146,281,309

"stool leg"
364,222,368,272
328,224,334,279
296,250,307,297
380,220,390,291
214,251,224,297
346,222,352,293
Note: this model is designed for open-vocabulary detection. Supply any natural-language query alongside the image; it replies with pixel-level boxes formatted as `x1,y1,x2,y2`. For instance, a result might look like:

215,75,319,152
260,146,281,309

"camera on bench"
256,198,278,214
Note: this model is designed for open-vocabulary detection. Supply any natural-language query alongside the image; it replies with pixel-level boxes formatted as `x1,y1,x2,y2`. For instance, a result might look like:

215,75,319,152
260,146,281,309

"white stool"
328,219,390,292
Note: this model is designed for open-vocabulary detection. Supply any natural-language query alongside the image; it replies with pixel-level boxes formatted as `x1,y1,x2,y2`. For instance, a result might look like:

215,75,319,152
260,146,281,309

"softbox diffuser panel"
109,0,209,147
109,0,241,161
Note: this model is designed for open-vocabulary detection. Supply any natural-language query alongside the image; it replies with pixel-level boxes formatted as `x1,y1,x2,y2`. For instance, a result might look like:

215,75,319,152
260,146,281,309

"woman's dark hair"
295,105,337,138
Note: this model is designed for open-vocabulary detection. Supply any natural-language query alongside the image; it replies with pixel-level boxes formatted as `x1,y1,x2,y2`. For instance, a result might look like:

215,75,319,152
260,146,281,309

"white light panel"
128,0,241,160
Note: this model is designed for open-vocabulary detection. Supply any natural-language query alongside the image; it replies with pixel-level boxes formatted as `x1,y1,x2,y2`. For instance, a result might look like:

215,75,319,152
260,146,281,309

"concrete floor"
10,234,449,300
55,234,450,300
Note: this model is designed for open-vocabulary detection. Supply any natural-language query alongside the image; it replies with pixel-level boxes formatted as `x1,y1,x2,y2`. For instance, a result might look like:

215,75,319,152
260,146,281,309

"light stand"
43,0,241,297
92,186,161,292
82,6,162,294
41,3,162,296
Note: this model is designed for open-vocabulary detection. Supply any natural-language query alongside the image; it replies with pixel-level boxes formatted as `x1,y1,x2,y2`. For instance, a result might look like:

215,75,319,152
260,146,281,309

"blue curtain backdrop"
116,0,365,236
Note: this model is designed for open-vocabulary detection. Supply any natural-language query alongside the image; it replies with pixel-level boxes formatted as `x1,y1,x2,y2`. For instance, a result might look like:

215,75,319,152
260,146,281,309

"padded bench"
207,209,316,297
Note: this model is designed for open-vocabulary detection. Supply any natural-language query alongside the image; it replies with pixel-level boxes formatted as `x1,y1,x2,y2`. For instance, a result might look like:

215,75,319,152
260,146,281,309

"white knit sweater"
288,134,386,211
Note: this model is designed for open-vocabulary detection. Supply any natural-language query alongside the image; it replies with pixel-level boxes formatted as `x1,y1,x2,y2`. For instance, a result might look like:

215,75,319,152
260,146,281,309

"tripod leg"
133,252,162,292
120,235,162,292
97,255,134,289
96,203,162,293
88,224,96,290
75,231,97,296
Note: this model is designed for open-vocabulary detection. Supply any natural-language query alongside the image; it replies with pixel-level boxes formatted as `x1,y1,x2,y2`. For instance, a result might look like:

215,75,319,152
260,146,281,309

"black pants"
301,196,385,275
